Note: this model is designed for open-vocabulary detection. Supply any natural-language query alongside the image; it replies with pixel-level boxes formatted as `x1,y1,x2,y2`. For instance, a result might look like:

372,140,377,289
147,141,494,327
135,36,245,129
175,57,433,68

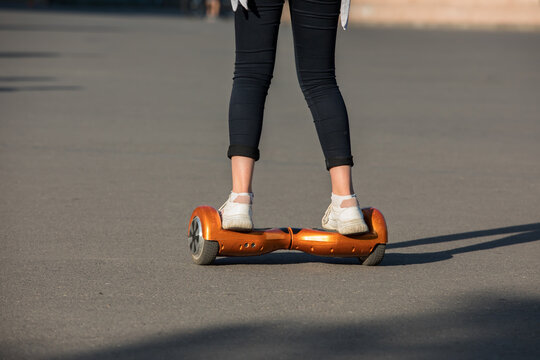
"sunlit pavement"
1,8,539,359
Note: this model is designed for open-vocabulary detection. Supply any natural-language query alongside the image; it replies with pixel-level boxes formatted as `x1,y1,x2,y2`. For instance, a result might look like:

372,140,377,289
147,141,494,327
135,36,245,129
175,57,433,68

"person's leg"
205,0,220,20
288,0,353,173
221,0,284,229
330,164,354,196
227,0,284,195
231,156,255,195
228,0,284,162
289,0,367,233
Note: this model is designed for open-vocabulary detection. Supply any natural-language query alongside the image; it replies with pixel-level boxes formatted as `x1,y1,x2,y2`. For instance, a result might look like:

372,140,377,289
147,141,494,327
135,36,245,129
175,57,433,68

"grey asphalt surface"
1,8,540,359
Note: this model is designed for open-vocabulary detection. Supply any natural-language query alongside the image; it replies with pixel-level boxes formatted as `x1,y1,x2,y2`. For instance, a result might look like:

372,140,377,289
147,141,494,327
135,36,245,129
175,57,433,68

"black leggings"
227,0,353,171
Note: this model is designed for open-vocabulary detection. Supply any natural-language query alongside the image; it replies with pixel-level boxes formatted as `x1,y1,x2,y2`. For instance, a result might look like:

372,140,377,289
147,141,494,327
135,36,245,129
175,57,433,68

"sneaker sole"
338,219,369,235
321,220,338,232
222,215,253,232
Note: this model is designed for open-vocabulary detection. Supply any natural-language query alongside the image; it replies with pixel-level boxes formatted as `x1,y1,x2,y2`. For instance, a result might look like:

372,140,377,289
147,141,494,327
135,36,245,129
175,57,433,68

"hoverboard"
187,206,387,265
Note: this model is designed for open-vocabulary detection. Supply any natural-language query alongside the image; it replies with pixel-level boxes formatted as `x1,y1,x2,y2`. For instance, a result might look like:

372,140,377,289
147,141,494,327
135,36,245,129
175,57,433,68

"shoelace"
218,199,228,214
322,203,333,224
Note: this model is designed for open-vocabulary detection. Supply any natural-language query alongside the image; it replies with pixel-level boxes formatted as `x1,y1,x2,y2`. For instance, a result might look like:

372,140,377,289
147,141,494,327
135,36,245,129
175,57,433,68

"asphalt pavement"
1,8,539,359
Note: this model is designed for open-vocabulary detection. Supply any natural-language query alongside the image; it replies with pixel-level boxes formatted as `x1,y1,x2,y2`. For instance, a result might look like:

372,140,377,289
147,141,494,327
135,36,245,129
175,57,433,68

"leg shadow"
385,224,540,266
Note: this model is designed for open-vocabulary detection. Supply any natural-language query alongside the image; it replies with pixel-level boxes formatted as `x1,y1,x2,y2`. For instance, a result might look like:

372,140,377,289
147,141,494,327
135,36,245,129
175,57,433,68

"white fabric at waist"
230,0,350,30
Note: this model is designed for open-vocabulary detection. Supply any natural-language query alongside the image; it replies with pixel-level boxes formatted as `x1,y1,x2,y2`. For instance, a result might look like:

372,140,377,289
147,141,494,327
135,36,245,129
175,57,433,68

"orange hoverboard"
188,206,388,266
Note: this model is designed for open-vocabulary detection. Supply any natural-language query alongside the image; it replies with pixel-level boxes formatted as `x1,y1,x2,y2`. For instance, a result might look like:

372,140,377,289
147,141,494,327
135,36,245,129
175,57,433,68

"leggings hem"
227,144,260,161
326,157,354,171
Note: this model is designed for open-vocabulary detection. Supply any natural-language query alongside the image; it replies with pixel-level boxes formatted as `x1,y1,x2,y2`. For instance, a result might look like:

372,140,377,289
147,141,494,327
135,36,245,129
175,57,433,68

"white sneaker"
321,193,369,235
218,191,253,231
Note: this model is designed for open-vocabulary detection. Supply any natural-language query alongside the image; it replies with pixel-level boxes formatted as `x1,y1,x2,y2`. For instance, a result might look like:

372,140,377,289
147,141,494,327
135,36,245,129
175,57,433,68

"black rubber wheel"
358,244,386,266
188,216,219,265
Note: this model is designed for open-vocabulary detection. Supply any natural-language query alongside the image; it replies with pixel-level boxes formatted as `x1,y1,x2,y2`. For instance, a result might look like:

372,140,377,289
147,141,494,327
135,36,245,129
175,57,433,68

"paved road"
1,8,539,359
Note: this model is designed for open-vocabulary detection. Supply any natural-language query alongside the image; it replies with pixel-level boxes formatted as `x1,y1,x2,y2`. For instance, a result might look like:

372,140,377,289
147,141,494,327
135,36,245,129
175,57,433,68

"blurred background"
2,0,540,29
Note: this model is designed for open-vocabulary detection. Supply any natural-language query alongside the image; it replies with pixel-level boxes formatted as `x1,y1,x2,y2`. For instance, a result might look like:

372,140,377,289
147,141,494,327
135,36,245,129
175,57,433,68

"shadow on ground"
0,24,121,33
385,223,540,265
209,223,540,265
0,72,82,92
21,292,537,359
0,51,61,58
0,85,82,92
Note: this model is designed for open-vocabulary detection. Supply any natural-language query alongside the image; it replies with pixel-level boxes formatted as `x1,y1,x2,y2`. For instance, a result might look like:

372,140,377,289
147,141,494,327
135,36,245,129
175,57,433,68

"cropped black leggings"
227,0,353,170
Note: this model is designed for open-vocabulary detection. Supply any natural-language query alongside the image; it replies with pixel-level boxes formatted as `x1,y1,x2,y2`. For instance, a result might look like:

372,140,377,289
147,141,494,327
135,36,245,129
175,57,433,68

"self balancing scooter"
187,206,387,266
